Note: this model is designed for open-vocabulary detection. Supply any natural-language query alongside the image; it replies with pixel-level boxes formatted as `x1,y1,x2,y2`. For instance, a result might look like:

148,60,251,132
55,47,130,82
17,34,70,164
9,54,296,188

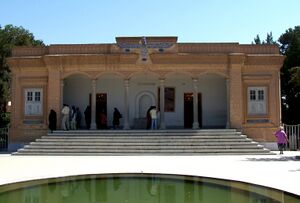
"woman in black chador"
146,106,155,129
113,108,122,129
48,109,57,133
84,105,91,129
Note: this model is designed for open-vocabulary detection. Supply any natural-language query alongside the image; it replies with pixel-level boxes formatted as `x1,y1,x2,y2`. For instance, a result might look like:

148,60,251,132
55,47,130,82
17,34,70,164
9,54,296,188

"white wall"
63,74,90,127
198,74,227,127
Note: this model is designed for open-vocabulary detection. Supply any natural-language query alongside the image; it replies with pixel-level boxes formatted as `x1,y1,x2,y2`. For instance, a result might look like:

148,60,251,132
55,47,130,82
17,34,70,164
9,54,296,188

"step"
29,141,259,146
47,130,241,136
13,129,272,156
24,145,264,150
36,137,249,143
14,149,272,156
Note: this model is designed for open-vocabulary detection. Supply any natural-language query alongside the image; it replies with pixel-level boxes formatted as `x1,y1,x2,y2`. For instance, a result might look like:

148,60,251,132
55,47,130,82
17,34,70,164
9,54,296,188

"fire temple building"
7,36,284,150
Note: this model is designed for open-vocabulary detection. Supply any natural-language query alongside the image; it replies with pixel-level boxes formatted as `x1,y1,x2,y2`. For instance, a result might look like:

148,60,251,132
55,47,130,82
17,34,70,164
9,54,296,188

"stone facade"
7,37,284,148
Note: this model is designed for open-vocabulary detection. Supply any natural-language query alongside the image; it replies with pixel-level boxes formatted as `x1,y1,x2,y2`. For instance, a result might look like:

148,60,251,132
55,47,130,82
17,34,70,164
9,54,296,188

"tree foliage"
0,24,44,126
253,34,261,44
252,32,277,45
278,26,300,124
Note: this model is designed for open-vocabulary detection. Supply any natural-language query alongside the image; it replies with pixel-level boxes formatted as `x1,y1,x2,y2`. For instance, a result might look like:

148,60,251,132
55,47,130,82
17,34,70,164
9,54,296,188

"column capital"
192,78,198,82
124,79,130,87
159,78,165,86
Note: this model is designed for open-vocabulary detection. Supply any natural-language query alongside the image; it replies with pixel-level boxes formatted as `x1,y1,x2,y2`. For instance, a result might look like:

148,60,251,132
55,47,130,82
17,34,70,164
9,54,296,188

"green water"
0,174,298,203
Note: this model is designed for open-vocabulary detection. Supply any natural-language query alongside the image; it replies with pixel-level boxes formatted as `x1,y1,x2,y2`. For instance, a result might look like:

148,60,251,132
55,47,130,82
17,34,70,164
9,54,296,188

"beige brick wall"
229,54,244,129
243,126,277,142
7,41,284,146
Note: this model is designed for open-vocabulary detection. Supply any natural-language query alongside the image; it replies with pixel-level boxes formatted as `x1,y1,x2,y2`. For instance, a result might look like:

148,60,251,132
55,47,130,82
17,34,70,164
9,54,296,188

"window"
247,87,267,115
25,88,43,115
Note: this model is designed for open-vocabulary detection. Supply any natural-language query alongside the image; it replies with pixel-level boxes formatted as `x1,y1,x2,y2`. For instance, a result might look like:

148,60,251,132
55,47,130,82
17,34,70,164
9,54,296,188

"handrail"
283,124,300,150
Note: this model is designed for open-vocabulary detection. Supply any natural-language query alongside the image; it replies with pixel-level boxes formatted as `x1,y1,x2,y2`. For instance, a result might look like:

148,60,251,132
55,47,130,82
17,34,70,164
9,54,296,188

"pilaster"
192,78,199,129
159,78,166,129
90,79,97,130
228,54,245,129
123,79,130,130
47,68,61,128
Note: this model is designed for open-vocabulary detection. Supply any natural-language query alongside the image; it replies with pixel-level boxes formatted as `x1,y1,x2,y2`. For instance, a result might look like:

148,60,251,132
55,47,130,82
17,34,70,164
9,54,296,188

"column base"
192,122,199,129
159,123,166,130
123,124,130,130
90,123,97,130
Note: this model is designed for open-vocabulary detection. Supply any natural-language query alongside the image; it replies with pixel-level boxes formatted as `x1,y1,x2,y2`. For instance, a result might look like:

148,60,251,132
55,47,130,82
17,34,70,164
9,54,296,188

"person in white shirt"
149,106,157,130
61,104,70,130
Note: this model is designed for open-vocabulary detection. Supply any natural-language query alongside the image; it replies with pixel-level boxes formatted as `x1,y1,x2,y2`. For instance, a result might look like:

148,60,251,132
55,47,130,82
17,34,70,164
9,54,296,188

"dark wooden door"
90,93,107,129
184,93,202,128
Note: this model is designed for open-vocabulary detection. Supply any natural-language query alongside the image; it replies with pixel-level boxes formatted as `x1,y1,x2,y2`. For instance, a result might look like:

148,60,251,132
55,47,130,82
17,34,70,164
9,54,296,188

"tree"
253,34,261,44
252,32,277,45
278,26,300,124
0,24,44,127
264,32,276,44
289,67,300,88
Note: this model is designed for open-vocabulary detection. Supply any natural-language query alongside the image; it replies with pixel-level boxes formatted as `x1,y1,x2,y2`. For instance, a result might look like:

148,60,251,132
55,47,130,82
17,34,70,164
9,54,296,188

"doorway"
90,93,107,129
184,93,202,128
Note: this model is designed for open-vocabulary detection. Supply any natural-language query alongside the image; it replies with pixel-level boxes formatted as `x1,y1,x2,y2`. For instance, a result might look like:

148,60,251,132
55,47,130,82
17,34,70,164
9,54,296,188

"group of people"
61,104,82,131
48,105,123,132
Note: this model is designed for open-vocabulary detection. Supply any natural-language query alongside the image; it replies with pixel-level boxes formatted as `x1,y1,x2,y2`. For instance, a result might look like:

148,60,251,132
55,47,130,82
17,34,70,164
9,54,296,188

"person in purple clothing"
274,126,289,154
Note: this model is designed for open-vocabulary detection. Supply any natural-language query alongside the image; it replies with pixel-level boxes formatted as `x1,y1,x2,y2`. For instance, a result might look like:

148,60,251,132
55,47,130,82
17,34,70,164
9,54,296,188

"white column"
123,79,130,130
226,78,230,128
90,79,97,130
159,78,166,129
192,78,199,129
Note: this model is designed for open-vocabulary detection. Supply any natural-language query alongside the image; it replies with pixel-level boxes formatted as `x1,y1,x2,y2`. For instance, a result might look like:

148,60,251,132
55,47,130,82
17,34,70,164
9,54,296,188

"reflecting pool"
0,174,298,203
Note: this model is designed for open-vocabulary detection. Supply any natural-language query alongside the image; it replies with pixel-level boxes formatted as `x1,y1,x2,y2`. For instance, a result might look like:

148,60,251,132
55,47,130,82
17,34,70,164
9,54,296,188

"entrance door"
90,93,107,129
184,93,202,128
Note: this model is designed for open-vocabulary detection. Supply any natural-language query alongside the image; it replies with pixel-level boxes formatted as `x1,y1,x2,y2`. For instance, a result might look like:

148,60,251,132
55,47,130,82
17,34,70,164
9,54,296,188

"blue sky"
1,0,299,45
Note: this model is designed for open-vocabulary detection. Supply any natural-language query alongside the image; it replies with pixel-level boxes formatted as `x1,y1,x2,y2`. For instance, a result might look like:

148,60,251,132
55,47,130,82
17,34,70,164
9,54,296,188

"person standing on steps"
113,108,122,129
84,105,91,129
61,104,70,131
100,110,108,129
70,105,77,130
76,107,82,129
146,106,154,129
149,106,158,130
48,109,57,133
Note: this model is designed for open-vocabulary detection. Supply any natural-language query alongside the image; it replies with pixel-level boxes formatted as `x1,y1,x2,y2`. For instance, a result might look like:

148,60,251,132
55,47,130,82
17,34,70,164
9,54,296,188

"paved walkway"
0,151,299,196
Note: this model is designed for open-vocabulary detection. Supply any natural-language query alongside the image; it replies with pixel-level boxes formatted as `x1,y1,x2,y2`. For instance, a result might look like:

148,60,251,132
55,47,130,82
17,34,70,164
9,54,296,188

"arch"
129,71,160,80
62,71,91,79
164,71,194,79
197,70,228,79
95,71,125,80
135,91,156,118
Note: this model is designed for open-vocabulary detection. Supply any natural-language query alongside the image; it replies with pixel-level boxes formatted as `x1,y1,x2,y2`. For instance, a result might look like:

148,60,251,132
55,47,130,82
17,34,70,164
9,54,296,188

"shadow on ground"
246,156,300,162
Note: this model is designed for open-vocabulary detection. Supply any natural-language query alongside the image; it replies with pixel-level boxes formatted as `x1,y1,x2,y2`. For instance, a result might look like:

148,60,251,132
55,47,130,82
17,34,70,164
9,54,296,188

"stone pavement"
0,151,299,196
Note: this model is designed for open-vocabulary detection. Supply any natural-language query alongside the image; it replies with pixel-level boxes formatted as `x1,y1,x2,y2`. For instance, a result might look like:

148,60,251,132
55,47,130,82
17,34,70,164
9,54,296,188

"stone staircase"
13,129,273,155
